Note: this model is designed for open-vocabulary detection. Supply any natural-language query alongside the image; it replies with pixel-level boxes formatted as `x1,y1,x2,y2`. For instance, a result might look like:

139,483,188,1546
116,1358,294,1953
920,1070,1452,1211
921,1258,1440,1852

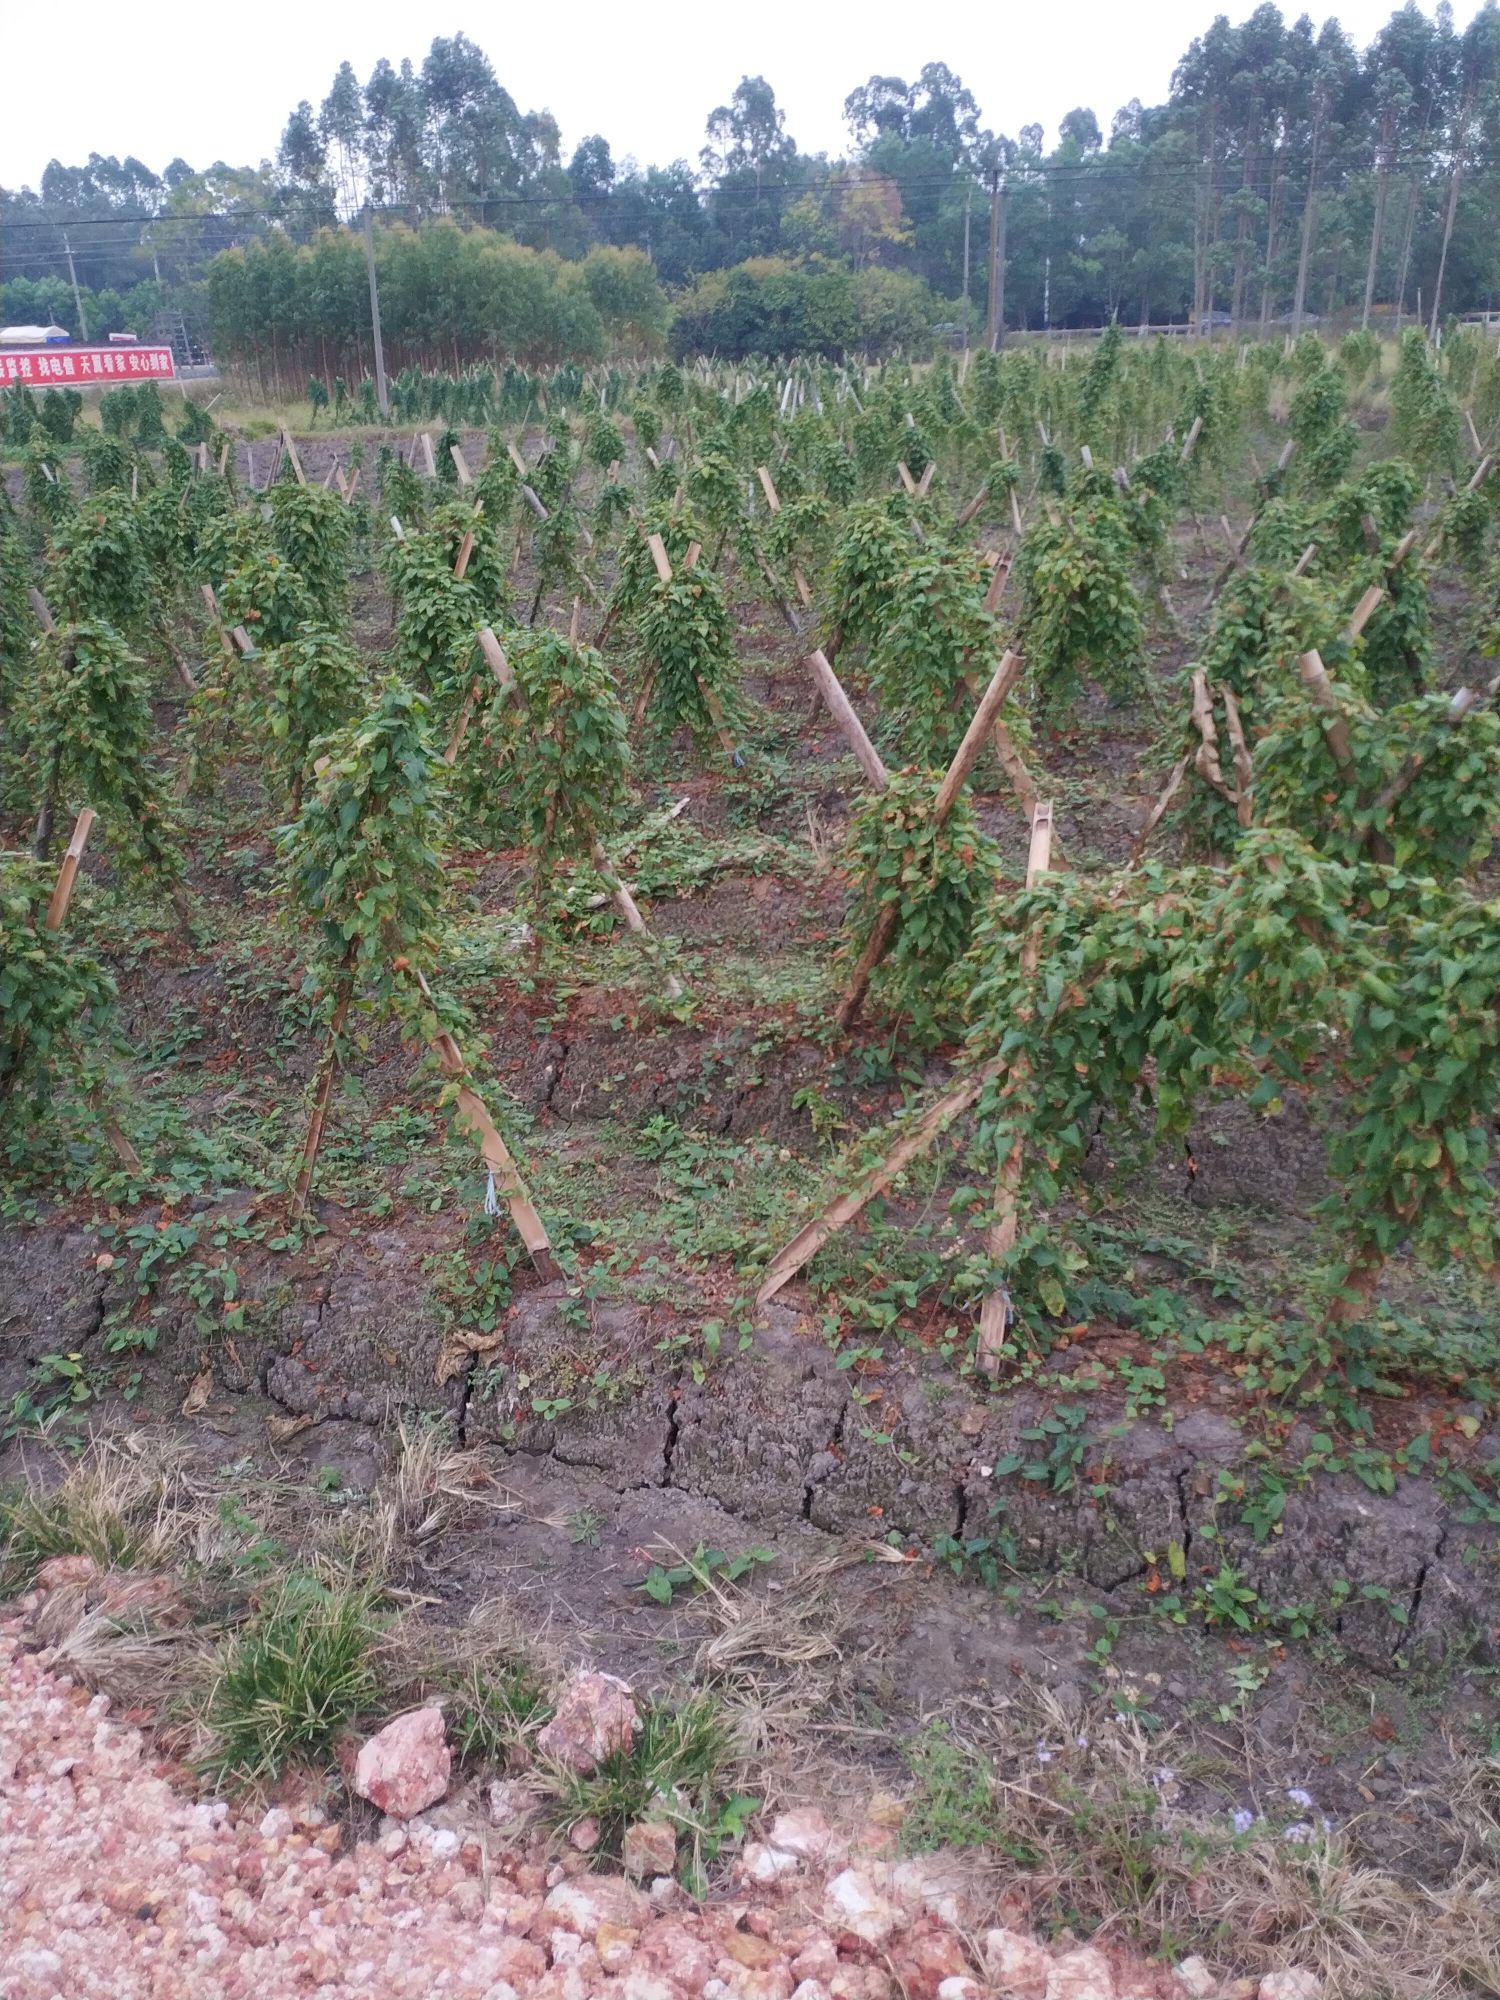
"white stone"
824,1868,898,1945
740,1840,803,1886
1258,1976,1322,2000
1175,1959,1217,1998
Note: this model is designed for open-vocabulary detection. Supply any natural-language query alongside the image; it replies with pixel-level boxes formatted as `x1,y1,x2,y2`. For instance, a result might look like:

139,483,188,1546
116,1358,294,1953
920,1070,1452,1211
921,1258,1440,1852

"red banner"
0,345,176,387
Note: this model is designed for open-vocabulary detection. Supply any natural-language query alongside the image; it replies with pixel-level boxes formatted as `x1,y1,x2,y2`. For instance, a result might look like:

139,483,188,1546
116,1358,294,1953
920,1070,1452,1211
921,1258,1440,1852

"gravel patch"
0,1607,1300,2000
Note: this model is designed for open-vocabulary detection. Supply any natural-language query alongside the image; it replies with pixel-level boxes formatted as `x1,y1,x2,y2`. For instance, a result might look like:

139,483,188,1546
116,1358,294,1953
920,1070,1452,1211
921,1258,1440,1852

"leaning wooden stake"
644,535,738,760
412,971,560,1280
835,651,1023,1031
804,651,888,790
46,807,96,930
31,809,144,1174
975,801,1055,1371
755,1059,1004,1305
589,839,685,1002
290,954,356,1223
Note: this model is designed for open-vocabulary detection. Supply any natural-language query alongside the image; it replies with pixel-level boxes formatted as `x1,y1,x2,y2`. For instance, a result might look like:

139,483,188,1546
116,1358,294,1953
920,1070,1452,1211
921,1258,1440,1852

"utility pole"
994,177,1008,351
62,232,88,340
961,189,972,349
986,167,1008,352
362,204,390,420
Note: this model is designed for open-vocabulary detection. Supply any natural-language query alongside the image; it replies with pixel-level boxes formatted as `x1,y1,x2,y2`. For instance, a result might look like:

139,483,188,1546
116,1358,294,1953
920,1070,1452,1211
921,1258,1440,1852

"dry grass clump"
899,1685,1500,2000
0,1434,200,1592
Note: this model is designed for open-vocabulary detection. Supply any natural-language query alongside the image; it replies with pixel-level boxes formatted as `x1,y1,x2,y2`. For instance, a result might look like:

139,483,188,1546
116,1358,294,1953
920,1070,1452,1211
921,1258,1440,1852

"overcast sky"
0,0,1476,192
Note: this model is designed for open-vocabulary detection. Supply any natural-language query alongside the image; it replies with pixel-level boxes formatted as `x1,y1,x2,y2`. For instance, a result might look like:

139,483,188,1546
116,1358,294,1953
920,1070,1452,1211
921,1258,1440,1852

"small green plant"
639,1542,776,1604
546,1691,756,1884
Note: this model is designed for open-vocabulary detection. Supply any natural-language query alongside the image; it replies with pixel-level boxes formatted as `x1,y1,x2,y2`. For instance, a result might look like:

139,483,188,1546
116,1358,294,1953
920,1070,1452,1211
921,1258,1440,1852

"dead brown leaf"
180,1371,212,1418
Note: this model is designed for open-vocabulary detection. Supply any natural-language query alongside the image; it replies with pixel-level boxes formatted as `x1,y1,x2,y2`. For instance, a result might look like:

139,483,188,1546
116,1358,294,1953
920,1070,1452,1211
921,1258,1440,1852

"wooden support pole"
26,587,56,633
756,1059,1004,1305
804,651,888,790
896,461,918,495
590,839,685,1002
1131,751,1193,861
933,652,1024,819
836,653,1022,1031
450,443,474,486
45,808,96,932
956,484,990,529
476,627,515,690
420,432,437,478
1178,414,1204,466
1297,650,1355,770
1345,584,1386,641
290,964,356,1222
975,802,1054,1371
280,428,306,485
413,973,560,1280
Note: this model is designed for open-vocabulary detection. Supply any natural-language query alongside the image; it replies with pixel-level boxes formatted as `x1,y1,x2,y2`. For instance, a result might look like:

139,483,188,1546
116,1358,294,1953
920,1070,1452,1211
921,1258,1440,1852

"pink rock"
614,1976,690,2000
793,1985,833,2000
891,1927,972,2000
823,1869,897,1946
536,1670,638,1774
544,1874,652,1938
570,1818,601,1852
623,1820,678,1881
938,1982,988,2000
35,1555,101,1591
638,1919,719,1994
489,1778,542,1829
1047,1946,1115,2000
1258,1977,1321,2000
983,1927,1052,2000
351,1708,450,1820
790,1941,840,1984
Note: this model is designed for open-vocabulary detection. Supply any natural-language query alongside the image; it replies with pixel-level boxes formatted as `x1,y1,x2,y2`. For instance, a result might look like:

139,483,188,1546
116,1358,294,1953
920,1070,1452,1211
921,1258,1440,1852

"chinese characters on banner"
0,346,176,386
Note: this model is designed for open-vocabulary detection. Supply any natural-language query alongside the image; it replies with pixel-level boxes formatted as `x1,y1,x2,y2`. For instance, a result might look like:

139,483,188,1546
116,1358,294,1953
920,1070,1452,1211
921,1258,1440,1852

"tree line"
3,4,1500,366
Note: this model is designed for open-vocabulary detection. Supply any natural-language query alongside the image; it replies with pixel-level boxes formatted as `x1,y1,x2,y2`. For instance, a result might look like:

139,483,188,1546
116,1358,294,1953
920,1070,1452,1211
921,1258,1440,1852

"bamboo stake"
45,807,96,930
1131,751,1193,861
414,973,560,1279
1220,684,1254,826
589,839,685,1002
1297,650,1355,770
36,808,144,1174
836,652,1022,1031
201,584,236,664
976,802,1054,1371
756,1059,1004,1304
956,484,990,529
290,957,356,1222
280,428,306,485
804,651,888,790
1346,584,1386,640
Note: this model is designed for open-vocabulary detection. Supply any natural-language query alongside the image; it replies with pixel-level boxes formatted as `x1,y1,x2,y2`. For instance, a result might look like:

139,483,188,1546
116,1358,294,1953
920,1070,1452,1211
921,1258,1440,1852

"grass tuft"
0,1438,194,1593
546,1692,757,1886
199,1571,384,1786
